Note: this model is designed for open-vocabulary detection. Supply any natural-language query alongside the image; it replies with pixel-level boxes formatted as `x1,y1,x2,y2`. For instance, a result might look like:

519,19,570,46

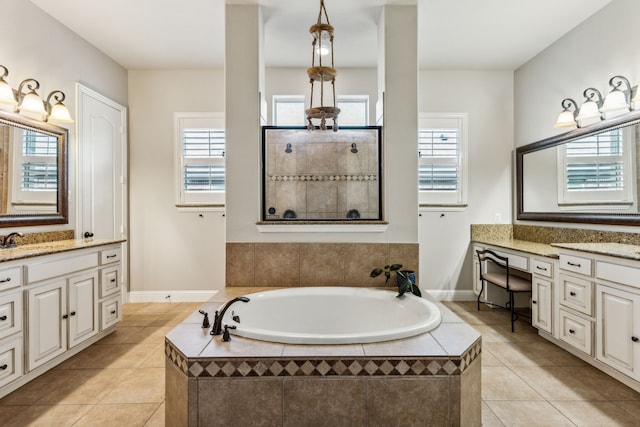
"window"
557,127,635,207
273,95,305,126
336,95,369,126
174,113,225,206
10,129,57,211
418,113,468,206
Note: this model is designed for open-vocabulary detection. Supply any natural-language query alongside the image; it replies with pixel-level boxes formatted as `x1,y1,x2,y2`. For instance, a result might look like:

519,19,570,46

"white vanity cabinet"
531,257,555,334
0,241,123,399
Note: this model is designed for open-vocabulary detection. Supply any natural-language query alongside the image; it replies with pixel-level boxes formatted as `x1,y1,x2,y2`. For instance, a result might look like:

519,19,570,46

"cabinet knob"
0,364,7,370
62,314,69,319
569,329,575,334
632,336,639,342
110,279,116,283
84,232,94,238
569,291,576,297
0,315,6,321
0,277,10,283
110,310,116,315
70,311,76,316
532,300,537,304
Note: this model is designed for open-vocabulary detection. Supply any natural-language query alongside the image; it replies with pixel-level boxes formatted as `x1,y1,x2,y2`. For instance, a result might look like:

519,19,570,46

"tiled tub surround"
226,242,418,288
165,288,481,427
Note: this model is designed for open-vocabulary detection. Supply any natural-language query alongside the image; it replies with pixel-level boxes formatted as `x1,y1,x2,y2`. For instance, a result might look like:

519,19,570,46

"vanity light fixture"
305,0,340,131
600,75,632,119
17,78,47,119
0,65,17,109
575,87,603,127
554,98,578,128
45,90,74,123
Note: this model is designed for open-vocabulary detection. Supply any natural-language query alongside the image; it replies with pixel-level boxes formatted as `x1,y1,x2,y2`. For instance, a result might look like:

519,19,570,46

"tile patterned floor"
0,300,639,426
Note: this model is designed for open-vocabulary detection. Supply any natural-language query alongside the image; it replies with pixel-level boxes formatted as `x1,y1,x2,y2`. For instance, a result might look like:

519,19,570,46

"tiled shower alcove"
165,290,482,427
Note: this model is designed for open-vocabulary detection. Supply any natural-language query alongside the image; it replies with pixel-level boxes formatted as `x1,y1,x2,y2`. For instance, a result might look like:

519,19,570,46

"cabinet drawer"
559,274,593,316
0,335,23,389
558,309,593,356
560,254,592,276
532,259,553,278
596,261,640,288
100,296,121,330
492,249,529,271
100,266,121,298
0,291,22,340
100,247,121,265
0,267,21,292
27,252,99,283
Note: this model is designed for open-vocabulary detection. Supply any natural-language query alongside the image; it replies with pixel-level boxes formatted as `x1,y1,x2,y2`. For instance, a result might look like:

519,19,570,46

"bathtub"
219,286,442,344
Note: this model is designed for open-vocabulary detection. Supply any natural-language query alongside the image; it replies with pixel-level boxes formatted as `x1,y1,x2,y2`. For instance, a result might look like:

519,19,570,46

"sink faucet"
210,296,250,335
1,232,24,248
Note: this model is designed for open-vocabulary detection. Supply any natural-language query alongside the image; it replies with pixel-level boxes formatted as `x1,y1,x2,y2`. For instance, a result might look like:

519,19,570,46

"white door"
532,276,553,334
77,84,127,241
68,271,98,348
27,280,67,371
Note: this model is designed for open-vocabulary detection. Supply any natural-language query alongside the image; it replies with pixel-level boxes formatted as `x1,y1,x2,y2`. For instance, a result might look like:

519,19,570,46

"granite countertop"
0,238,125,263
551,242,640,261
472,238,559,259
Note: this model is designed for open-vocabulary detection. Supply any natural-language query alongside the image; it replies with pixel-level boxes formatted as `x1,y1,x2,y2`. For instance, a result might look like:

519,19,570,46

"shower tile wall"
265,129,379,220
226,242,418,287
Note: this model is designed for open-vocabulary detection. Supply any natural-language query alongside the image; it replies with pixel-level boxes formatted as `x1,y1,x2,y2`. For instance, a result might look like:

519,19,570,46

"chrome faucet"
210,296,250,335
1,232,24,248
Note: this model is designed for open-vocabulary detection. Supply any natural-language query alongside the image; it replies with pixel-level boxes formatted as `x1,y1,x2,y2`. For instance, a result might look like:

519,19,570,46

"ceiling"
29,0,612,70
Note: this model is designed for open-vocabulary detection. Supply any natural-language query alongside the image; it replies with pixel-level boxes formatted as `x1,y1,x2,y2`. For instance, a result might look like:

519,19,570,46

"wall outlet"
494,212,502,223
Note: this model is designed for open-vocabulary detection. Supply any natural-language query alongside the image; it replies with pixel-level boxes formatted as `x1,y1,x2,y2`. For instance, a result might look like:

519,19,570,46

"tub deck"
165,287,482,426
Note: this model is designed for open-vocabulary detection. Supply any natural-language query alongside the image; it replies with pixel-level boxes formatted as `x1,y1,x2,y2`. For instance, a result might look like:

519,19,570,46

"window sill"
176,204,225,213
256,221,388,233
419,203,468,212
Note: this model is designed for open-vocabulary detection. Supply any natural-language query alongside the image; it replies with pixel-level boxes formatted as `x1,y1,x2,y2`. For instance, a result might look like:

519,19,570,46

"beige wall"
0,0,127,234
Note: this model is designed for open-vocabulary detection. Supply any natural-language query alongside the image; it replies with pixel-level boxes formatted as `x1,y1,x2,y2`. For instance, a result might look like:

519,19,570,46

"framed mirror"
516,110,640,225
0,110,68,227
261,126,382,221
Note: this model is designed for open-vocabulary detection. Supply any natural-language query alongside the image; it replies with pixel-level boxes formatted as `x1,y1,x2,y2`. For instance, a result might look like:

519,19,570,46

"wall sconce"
46,90,74,123
554,98,578,128
576,87,603,127
17,78,47,119
305,0,340,131
600,75,631,119
0,64,73,124
0,66,17,109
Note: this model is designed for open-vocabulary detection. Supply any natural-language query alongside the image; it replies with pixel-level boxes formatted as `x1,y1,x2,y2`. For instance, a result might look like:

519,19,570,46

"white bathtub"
220,287,442,344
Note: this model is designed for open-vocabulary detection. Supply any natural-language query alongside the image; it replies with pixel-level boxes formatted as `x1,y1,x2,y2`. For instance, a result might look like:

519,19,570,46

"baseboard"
127,290,219,303
426,290,476,301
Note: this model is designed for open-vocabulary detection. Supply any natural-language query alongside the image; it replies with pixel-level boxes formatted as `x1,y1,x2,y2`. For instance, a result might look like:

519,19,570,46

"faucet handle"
222,325,237,342
198,310,210,328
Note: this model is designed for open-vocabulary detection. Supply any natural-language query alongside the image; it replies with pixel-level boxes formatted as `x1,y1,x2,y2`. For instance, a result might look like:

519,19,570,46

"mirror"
261,126,382,221
0,110,67,227
517,110,640,225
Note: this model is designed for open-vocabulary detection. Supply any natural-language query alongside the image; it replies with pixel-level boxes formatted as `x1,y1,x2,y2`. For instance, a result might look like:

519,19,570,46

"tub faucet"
211,296,250,335
1,232,23,248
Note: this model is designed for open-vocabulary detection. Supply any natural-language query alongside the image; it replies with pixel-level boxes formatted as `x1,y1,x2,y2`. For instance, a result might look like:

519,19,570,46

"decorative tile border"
165,338,481,379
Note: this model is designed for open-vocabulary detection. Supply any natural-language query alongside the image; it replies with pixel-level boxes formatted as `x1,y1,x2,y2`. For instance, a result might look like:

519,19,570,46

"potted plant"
370,264,421,298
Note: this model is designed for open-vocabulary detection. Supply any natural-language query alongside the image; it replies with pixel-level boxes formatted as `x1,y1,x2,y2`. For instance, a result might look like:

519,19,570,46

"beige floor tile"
481,348,506,367
139,344,167,368
0,405,28,425
74,403,159,427
614,400,640,418
3,404,93,426
57,343,162,369
35,368,135,405
552,401,640,426
486,400,574,426
482,401,505,426
485,341,587,367
0,369,64,405
99,367,165,404
144,402,166,427
481,366,544,400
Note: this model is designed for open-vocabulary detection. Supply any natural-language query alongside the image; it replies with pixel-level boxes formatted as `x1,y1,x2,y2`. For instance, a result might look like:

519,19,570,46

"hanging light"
305,0,340,131
0,65,17,110
576,87,603,127
554,98,578,128
600,75,631,119
45,90,74,123
17,78,47,119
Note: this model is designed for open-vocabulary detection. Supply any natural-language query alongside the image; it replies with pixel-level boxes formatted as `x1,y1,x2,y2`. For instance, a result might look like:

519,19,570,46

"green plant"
370,263,421,298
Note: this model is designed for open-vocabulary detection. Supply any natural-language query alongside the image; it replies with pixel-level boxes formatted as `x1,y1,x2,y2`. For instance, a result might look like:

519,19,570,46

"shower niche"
262,126,382,222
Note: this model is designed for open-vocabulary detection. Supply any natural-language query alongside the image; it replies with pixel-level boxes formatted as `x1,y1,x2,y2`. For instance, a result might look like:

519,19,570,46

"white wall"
514,0,640,231
1,0,127,234
128,69,226,292
418,70,514,295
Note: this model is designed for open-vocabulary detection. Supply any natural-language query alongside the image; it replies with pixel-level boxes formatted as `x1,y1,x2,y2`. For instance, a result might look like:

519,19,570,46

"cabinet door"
68,271,99,348
532,276,553,334
27,280,67,371
596,285,640,379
